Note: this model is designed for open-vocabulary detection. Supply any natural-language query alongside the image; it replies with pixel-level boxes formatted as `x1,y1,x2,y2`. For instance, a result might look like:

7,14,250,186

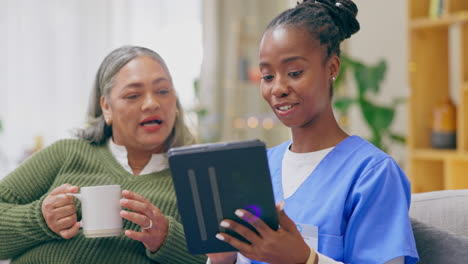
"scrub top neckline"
273,135,363,202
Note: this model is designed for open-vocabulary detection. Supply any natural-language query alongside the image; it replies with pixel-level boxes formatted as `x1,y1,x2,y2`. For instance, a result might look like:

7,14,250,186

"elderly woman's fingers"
42,184,79,238
123,219,169,253
59,222,80,239
120,210,152,230
120,191,170,252
124,229,147,243
122,190,151,204
50,194,76,208
53,204,77,219
55,213,78,231
120,197,154,218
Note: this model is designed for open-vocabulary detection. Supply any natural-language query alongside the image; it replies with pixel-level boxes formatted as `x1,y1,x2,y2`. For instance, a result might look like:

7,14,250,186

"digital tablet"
168,139,278,254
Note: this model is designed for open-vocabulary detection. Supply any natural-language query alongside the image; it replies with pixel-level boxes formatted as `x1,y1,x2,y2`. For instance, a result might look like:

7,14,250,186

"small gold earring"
106,119,112,126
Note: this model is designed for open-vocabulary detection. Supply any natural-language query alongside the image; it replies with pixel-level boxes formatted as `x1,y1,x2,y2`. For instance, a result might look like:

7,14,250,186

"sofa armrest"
410,189,468,236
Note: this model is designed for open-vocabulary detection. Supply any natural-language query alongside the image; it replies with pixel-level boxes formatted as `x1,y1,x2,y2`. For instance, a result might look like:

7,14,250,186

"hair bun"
313,0,360,41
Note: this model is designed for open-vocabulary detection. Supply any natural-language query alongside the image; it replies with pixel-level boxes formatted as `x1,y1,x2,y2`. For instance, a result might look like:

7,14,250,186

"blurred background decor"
407,0,468,193
187,79,209,143
6,0,466,194
334,55,406,153
431,97,457,149
199,0,291,147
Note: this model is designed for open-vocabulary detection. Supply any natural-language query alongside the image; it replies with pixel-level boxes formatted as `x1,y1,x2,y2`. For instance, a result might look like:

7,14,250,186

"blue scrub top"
250,136,419,264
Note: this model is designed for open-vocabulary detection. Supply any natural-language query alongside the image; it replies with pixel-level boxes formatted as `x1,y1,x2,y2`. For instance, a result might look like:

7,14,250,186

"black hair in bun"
312,0,359,40
266,0,360,57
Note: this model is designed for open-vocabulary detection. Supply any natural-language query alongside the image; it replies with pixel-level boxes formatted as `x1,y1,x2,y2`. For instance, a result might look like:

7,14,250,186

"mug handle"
67,193,83,228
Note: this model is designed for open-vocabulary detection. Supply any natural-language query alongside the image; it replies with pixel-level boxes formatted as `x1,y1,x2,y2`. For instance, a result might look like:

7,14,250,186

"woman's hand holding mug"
120,190,169,252
41,184,80,239
42,184,168,252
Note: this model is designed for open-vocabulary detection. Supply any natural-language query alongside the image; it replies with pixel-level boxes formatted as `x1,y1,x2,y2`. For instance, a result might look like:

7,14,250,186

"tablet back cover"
168,139,278,254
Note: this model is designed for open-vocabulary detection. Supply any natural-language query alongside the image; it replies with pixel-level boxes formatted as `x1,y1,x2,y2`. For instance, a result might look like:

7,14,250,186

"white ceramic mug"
69,185,123,238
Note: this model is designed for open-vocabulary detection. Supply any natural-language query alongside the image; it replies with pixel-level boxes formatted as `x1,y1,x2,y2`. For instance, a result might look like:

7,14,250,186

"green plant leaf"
360,99,395,132
367,122,384,150
370,136,385,151
352,63,368,97
193,79,200,97
336,54,406,150
333,97,356,113
197,108,208,119
392,97,407,106
341,55,362,68
389,132,406,144
367,60,386,94
348,57,386,96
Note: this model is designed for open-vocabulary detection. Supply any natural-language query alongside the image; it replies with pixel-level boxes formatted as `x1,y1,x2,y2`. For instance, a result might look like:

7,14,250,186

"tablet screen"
168,139,278,254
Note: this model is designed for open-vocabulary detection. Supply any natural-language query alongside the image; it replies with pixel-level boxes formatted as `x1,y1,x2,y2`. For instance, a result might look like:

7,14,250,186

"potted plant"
334,55,405,152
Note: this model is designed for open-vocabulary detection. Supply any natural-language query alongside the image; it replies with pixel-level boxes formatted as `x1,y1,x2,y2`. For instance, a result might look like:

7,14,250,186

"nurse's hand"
215,202,312,264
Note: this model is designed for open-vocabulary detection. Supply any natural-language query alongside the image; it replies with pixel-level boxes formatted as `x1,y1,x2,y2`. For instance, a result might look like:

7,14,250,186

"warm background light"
262,117,274,130
233,117,245,129
247,117,259,128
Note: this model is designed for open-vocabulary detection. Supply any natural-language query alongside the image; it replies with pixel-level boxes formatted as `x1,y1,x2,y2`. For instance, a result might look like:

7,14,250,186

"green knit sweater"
0,139,207,264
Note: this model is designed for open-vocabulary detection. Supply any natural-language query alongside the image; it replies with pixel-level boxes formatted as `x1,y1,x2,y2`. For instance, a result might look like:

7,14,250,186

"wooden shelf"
408,0,468,193
410,13,468,30
410,148,458,160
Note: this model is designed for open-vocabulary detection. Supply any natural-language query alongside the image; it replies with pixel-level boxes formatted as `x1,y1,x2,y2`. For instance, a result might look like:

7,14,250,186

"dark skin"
210,204,315,264
208,25,346,264
260,26,347,153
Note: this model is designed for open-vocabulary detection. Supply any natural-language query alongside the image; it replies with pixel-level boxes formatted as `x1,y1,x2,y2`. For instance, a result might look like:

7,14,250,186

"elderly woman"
0,46,206,263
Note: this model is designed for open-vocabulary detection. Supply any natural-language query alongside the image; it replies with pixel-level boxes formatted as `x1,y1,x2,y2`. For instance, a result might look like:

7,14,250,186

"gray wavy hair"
76,45,196,151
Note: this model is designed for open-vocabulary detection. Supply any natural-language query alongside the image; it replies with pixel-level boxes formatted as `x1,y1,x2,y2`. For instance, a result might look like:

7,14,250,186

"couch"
410,189,468,264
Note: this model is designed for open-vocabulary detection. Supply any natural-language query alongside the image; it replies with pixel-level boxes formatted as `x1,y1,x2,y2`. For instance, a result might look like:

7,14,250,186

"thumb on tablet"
276,201,296,232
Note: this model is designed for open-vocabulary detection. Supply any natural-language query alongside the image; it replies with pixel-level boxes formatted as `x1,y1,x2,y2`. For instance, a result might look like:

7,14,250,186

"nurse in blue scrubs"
207,0,419,264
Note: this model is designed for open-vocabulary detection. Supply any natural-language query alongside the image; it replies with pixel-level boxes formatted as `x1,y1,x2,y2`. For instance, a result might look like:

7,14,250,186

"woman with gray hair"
0,46,206,263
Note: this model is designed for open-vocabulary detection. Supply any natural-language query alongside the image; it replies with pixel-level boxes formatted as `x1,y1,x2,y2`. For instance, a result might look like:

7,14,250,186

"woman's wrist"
304,247,317,264
207,257,236,264
206,252,237,264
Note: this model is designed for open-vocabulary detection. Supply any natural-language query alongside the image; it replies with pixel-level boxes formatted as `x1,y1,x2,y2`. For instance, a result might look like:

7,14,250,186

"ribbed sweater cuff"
146,216,204,263
30,195,62,240
1,188,60,243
